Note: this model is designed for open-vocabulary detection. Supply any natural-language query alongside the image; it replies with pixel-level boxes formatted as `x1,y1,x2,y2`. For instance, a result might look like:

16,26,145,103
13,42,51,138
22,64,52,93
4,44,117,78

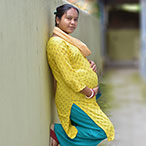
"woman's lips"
69,26,75,29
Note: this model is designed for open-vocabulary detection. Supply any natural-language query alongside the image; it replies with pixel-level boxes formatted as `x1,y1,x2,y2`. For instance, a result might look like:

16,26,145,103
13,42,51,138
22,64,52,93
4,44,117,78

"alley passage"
100,68,146,146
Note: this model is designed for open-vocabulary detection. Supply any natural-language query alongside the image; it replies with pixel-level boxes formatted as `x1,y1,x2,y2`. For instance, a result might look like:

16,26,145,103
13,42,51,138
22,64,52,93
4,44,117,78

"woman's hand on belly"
88,60,97,73
80,86,99,98
93,86,99,95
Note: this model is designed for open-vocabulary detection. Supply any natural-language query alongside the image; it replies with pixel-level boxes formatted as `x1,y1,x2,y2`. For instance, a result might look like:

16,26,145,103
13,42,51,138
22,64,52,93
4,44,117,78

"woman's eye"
74,18,78,22
67,17,72,20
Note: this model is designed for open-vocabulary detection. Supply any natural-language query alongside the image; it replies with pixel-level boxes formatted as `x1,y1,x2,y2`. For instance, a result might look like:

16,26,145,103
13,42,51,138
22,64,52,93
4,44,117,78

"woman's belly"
77,68,98,88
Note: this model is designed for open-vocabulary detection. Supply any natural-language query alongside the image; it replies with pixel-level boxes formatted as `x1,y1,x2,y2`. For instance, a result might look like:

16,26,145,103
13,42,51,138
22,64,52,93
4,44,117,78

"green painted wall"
0,0,102,146
0,0,53,146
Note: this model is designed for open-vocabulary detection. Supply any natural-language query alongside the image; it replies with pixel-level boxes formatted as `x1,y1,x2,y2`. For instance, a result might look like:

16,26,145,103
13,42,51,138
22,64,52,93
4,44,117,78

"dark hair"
54,4,79,26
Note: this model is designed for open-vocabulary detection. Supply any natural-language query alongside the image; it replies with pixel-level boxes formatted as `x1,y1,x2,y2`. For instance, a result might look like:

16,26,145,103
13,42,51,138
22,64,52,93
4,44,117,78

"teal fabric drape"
54,104,107,146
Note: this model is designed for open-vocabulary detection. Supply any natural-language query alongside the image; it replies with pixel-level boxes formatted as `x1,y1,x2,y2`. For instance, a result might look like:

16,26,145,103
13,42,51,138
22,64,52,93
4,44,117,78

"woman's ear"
56,17,60,25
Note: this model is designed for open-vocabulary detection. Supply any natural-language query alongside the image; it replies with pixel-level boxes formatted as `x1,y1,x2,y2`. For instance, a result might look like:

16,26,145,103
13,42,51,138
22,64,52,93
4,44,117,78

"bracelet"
86,89,95,99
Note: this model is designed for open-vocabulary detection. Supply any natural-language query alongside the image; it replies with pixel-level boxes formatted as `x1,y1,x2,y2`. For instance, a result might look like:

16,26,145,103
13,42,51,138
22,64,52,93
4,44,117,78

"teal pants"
54,104,107,146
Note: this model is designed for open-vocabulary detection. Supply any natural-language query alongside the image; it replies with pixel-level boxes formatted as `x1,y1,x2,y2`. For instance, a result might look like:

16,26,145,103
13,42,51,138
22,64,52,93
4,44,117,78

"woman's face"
56,8,79,34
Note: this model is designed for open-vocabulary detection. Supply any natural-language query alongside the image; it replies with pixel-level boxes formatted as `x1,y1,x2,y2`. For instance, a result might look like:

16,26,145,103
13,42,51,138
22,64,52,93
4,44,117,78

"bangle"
86,89,95,99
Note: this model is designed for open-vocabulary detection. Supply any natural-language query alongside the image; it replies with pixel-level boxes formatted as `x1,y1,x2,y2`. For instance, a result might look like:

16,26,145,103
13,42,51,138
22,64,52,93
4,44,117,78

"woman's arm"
48,41,86,92
53,77,98,98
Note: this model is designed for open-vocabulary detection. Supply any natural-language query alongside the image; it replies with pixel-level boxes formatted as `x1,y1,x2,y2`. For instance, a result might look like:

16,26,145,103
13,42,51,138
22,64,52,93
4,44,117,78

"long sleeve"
47,39,86,92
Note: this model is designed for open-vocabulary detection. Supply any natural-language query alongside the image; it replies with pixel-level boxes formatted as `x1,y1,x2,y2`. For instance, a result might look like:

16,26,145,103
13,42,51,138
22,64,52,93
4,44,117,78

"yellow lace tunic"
47,36,115,141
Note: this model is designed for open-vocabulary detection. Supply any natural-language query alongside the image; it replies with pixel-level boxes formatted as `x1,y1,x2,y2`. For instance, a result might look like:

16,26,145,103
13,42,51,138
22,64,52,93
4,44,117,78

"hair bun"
54,12,57,15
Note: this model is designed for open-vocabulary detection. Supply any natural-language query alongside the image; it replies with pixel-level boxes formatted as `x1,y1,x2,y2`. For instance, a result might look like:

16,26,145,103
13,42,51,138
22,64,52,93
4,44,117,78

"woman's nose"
71,19,75,24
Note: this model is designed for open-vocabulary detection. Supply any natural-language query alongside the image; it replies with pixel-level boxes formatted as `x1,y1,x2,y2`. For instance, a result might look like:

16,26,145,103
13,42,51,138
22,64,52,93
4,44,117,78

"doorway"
105,3,140,67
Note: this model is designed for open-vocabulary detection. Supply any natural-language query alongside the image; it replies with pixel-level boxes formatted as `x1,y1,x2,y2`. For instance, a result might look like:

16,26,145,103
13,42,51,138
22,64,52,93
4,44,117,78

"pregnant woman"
47,4,115,146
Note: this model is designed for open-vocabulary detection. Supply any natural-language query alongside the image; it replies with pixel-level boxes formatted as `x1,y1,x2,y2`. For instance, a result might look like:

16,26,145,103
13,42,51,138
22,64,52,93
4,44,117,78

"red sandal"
50,126,59,145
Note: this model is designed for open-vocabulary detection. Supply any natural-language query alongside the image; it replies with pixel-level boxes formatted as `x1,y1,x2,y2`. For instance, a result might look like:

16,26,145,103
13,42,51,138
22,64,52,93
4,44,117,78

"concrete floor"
99,68,146,146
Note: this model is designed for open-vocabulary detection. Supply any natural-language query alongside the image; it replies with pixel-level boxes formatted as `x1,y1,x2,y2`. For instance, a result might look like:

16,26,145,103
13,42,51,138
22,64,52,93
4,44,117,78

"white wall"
140,0,146,80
